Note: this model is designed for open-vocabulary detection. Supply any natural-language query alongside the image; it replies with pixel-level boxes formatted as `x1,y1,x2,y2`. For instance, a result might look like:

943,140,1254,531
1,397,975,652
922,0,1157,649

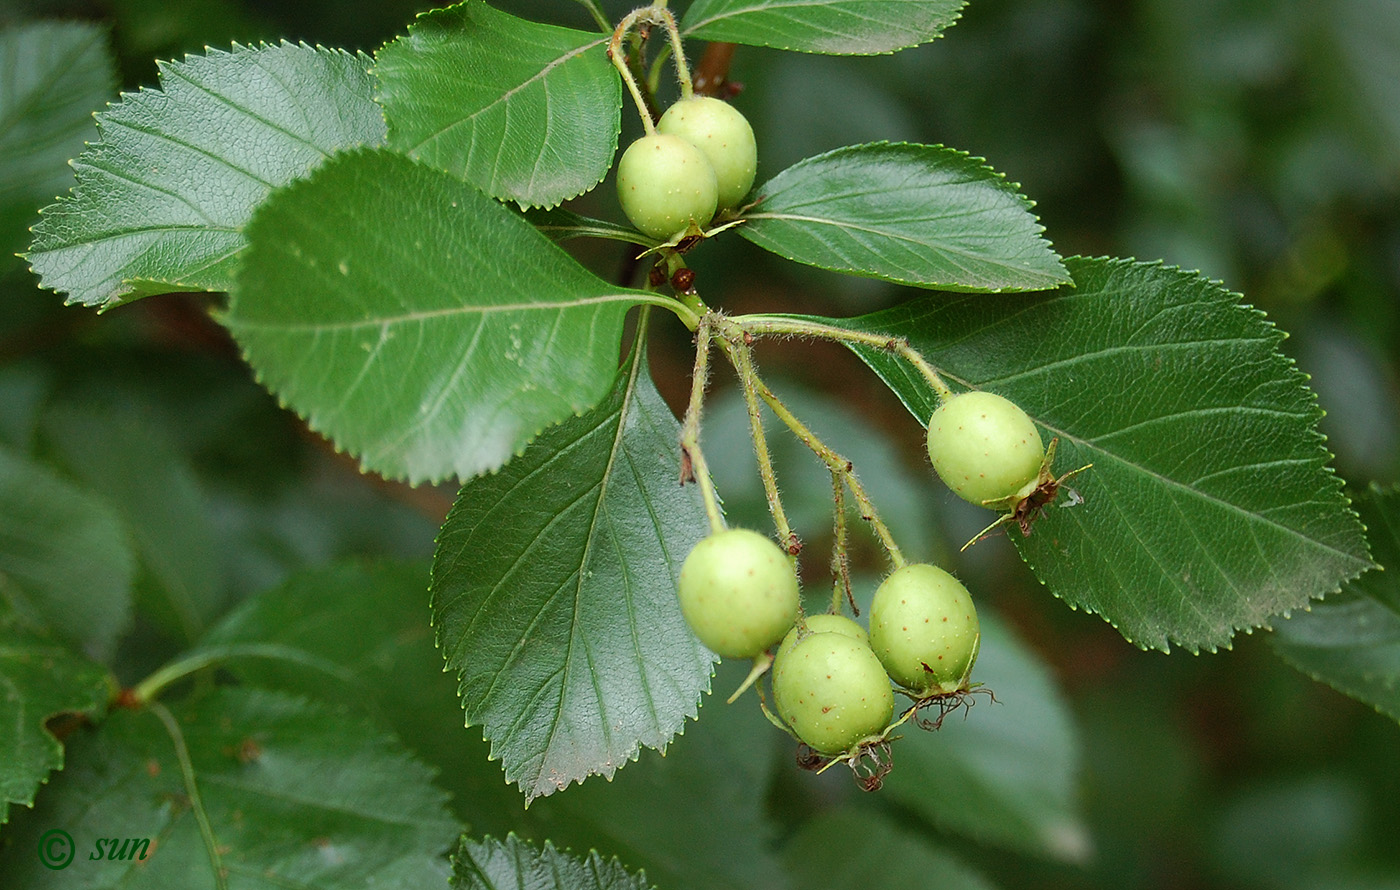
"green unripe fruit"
616,133,719,240
775,614,867,664
656,96,757,209
926,391,1043,506
677,528,799,658
869,564,980,695
773,632,895,756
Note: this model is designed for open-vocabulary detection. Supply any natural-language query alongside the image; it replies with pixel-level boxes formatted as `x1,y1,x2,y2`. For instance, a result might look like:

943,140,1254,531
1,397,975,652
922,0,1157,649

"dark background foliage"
2,1,1398,888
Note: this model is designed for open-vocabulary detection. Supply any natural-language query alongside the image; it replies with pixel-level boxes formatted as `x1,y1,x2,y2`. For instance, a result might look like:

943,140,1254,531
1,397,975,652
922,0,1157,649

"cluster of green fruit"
676,393,1050,760
616,96,757,241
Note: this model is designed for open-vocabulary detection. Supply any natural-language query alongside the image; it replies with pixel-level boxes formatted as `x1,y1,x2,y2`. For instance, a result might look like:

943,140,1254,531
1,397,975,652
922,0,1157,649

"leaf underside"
1272,484,1400,722
741,143,1070,293
27,42,386,309
682,0,967,55
375,0,621,209
834,256,1371,652
224,148,646,484
431,334,713,802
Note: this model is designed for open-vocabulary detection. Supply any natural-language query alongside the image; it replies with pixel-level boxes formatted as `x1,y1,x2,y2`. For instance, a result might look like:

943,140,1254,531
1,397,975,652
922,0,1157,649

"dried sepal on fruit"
962,437,1093,550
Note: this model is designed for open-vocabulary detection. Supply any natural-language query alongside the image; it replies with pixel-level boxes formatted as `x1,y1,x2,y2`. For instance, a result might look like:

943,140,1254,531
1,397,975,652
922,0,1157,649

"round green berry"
775,613,867,664
656,96,757,209
773,632,895,756
926,391,1043,506
677,528,798,658
869,564,980,695
616,133,719,240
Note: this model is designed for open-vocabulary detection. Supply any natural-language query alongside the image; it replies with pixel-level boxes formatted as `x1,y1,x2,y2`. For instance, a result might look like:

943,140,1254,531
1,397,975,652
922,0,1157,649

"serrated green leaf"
225,148,652,484
26,42,386,309
0,22,113,265
0,687,458,887
740,143,1069,293
829,257,1371,651
783,808,995,890
376,0,621,209
682,0,966,55
0,628,111,825
0,446,134,660
452,834,653,890
1272,484,1400,722
883,610,1089,861
431,332,712,801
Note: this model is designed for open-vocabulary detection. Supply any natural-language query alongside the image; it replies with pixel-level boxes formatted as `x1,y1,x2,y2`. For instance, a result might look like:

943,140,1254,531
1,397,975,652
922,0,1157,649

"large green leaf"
0,446,134,660
225,149,652,484
0,22,113,265
431,333,712,802
783,808,995,890
195,559,531,833
453,834,652,890
0,627,111,825
376,0,620,209
26,42,386,309
682,0,966,55
829,257,1371,651
741,143,1069,293
882,611,1089,860
0,688,458,887
1272,484,1400,722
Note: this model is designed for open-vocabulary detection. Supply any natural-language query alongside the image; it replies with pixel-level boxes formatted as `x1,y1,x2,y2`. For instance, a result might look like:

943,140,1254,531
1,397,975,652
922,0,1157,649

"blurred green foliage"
2,0,1398,888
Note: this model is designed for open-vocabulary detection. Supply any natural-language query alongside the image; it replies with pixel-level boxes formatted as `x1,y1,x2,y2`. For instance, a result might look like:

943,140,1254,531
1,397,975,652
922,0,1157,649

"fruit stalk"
748,370,907,570
680,317,727,534
736,315,955,402
718,332,798,555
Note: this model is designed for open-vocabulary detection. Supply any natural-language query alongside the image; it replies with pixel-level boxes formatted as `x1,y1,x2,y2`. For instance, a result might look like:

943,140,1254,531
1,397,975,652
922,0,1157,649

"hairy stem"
720,333,798,554
651,5,695,98
680,319,727,534
610,10,658,133
736,314,955,403
829,469,857,615
749,372,906,570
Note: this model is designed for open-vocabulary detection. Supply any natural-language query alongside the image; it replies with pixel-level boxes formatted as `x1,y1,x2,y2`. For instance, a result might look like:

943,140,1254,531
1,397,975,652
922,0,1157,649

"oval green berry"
656,96,757,209
869,563,980,695
926,391,1043,506
676,528,799,658
775,613,867,664
616,133,719,240
773,632,895,756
